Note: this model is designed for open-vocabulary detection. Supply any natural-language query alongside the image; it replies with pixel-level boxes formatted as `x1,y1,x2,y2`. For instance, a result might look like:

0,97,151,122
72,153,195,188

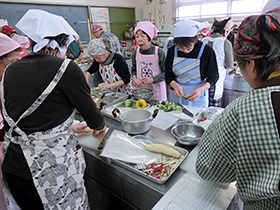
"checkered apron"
1,59,89,210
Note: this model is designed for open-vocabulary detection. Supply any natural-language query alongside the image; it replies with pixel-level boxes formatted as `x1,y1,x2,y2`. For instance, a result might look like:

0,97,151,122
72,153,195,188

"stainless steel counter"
76,113,196,210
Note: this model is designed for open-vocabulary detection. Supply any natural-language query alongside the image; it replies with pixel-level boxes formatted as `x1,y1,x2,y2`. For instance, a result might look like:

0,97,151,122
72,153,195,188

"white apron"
99,61,132,94
136,46,167,101
202,36,227,99
169,43,208,108
1,59,89,210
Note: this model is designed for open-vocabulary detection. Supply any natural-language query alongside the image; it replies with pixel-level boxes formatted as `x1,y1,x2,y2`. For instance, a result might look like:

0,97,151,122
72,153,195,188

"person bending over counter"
1,9,105,210
196,9,280,209
85,38,132,94
165,19,219,108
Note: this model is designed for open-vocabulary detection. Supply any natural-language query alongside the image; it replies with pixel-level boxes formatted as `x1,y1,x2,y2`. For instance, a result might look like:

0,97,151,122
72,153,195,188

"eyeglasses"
177,44,194,53
3,56,20,64
3,57,13,64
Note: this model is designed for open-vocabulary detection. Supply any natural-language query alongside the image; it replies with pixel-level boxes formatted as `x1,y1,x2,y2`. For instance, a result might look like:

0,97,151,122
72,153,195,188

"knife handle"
98,137,106,150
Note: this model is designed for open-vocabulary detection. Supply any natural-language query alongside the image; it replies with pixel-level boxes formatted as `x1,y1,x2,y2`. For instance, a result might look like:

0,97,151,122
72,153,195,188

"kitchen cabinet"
78,114,192,210
77,110,238,210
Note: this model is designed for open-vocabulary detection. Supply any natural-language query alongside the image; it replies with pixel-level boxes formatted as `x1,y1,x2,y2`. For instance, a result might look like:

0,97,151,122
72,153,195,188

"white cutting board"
180,145,199,176
77,128,109,151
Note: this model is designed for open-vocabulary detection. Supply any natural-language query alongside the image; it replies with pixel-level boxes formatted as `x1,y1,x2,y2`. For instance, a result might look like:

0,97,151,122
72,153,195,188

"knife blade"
98,128,114,150
182,107,194,118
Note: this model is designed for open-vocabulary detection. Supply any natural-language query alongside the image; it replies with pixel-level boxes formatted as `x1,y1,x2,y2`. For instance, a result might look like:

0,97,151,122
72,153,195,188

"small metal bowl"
171,122,205,145
132,88,153,102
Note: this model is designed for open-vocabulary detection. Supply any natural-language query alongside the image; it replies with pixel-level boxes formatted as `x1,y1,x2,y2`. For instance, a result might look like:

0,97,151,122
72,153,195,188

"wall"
0,0,174,29
0,0,136,7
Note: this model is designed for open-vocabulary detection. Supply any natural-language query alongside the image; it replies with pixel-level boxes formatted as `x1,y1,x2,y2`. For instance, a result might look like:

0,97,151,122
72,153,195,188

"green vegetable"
124,99,132,107
183,94,189,100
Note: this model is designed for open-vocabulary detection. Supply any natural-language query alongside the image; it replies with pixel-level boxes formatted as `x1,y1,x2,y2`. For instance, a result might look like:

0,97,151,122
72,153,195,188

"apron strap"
174,42,206,59
1,59,71,139
197,42,206,59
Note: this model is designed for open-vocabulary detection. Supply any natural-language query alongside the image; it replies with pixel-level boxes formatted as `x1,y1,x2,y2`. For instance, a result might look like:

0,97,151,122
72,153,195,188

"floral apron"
99,62,132,94
136,47,167,101
1,59,89,210
169,43,208,108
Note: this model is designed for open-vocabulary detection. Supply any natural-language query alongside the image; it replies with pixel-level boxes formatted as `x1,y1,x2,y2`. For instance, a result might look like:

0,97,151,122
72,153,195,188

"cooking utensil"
182,107,194,118
171,122,205,145
176,102,194,118
98,128,114,150
132,88,153,102
112,108,159,134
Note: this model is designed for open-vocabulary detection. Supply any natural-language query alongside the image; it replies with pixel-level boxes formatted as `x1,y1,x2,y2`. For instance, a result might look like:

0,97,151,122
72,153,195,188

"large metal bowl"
132,88,153,102
171,122,205,145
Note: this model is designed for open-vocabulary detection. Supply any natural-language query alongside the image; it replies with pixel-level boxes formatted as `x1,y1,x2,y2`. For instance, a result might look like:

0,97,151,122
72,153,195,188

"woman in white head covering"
165,19,219,108
85,38,132,94
201,17,234,107
131,21,167,101
1,9,105,210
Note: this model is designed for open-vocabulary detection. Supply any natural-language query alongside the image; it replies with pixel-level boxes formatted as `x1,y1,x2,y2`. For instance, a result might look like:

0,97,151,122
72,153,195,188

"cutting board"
180,145,199,176
77,128,109,151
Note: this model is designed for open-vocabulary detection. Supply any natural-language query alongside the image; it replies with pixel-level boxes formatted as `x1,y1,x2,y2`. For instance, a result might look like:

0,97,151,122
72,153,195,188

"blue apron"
169,43,208,108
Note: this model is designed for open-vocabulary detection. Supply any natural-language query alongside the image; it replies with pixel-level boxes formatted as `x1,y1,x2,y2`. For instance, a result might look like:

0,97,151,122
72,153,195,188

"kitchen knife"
176,102,194,118
98,128,114,150
182,106,194,118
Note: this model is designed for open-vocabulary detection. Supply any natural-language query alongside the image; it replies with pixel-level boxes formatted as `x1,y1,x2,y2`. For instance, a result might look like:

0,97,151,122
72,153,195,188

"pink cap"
0,25,16,36
134,21,158,40
0,33,21,57
12,34,30,49
92,25,102,33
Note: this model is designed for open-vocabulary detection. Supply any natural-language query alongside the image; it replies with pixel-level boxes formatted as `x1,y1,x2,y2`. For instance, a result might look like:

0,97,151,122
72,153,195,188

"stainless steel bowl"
171,122,205,145
132,88,153,102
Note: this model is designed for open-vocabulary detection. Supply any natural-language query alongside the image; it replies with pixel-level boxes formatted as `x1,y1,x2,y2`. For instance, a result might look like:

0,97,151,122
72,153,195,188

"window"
176,0,269,20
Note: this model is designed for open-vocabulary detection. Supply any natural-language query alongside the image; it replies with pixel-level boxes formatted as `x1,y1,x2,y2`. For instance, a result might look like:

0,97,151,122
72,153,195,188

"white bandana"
15,9,79,56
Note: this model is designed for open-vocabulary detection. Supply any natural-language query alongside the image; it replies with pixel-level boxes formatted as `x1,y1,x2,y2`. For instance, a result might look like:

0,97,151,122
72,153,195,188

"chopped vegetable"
124,99,132,107
153,100,182,113
91,88,100,95
199,117,208,122
183,94,189,100
136,99,147,109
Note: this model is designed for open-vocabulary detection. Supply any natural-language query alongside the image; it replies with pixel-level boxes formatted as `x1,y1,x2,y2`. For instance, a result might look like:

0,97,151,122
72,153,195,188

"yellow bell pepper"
136,99,147,109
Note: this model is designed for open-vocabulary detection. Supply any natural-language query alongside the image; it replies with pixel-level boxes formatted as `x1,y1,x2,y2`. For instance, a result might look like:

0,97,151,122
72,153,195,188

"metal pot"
132,88,153,102
112,108,158,134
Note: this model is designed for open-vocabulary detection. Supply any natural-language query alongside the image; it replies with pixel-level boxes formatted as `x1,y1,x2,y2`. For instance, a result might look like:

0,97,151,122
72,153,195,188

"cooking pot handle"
112,108,121,118
152,109,159,118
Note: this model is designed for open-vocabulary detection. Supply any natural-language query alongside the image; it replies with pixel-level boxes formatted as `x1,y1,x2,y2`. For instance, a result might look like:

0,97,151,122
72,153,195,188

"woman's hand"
132,76,142,88
98,83,111,90
92,125,107,138
170,81,184,97
140,77,154,84
188,83,210,102
188,88,203,102
71,123,90,134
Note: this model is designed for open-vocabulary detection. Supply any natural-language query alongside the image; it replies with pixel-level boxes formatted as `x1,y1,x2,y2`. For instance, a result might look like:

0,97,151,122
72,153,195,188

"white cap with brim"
15,9,79,56
172,19,206,38
0,33,21,57
262,0,280,13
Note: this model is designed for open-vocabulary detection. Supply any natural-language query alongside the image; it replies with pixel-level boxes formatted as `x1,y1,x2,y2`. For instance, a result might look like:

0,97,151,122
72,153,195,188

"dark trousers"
3,172,44,210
